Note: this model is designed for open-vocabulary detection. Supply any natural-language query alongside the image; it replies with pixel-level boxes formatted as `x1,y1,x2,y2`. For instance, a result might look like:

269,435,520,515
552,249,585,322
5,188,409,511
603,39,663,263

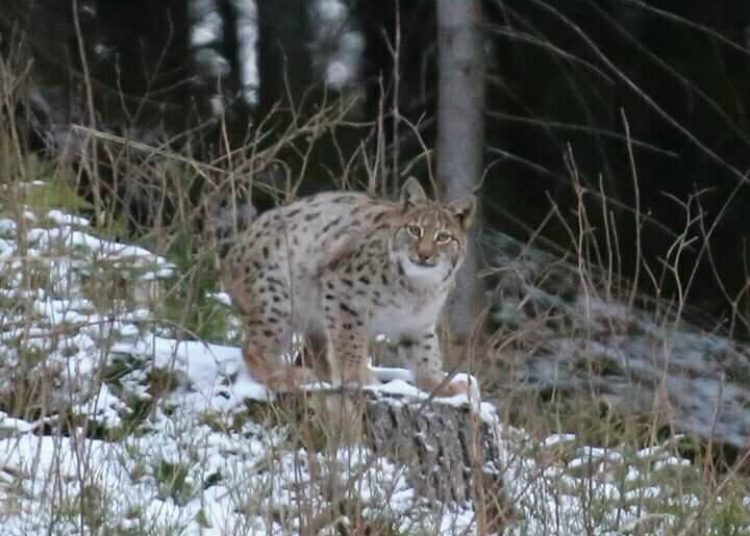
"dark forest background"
2,0,750,336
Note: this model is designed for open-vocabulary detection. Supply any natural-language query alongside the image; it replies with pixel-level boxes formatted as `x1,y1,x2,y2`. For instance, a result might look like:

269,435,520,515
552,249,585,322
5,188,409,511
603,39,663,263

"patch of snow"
625,485,662,501
0,205,737,535
636,445,664,459
0,412,36,436
47,209,89,226
371,378,422,398
543,433,577,447
653,456,691,471
371,365,414,383
0,218,17,233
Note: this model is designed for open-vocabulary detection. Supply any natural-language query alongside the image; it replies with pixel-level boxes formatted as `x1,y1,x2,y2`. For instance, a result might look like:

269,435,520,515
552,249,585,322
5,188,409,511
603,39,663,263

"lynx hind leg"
242,324,318,392
226,250,319,392
236,291,318,392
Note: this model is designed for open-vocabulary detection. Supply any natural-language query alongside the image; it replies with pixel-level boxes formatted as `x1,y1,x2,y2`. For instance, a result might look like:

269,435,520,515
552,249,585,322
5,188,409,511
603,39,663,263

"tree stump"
278,387,513,534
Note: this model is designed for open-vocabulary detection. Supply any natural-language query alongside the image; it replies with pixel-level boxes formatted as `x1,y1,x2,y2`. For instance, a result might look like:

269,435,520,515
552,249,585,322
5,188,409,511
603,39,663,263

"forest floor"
0,179,749,535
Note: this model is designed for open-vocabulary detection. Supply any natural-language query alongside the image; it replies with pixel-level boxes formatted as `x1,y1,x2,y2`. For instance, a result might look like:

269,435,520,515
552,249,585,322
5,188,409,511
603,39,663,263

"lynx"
221,178,476,396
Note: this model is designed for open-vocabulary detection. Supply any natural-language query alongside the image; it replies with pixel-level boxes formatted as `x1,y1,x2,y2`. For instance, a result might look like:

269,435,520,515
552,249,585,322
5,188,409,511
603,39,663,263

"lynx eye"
406,224,423,238
435,231,452,244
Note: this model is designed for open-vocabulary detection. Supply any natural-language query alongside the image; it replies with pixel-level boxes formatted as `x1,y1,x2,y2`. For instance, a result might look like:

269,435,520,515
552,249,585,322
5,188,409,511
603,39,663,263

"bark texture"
281,389,512,534
436,0,486,344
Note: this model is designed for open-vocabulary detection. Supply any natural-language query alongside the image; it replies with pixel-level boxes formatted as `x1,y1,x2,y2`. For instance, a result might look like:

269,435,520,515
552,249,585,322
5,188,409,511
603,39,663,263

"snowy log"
277,387,513,533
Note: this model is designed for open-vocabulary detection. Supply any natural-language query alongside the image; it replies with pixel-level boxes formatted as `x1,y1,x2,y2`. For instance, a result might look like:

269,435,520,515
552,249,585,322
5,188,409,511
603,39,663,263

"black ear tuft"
400,177,427,209
449,195,477,230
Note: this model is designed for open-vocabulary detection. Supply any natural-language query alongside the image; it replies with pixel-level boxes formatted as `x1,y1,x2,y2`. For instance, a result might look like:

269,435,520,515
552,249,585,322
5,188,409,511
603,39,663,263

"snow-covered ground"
0,200,745,535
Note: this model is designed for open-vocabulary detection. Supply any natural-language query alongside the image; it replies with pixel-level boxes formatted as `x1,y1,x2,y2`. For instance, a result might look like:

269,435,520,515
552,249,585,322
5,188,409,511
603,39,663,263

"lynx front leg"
398,330,470,397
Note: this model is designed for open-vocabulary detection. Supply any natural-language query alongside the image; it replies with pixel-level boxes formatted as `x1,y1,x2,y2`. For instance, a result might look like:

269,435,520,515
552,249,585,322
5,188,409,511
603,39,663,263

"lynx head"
392,177,476,283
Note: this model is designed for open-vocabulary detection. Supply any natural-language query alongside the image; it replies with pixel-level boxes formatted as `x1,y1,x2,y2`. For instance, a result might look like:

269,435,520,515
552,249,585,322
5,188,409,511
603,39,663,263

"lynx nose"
415,249,435,266
416,240,433,261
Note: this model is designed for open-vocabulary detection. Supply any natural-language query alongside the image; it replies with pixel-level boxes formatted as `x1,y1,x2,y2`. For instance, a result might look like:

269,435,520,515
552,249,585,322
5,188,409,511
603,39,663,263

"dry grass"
1,20,750,536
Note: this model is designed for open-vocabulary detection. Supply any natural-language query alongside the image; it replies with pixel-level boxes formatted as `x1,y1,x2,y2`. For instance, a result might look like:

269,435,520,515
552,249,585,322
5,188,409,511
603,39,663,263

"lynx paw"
418,373,480,399
264,366,320,392
339,367,379,388
433,379,471,397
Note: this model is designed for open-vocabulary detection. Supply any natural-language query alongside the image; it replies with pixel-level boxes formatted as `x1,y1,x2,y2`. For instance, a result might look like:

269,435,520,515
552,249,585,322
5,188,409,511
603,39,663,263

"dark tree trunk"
256,0,313,118
436,0,486,348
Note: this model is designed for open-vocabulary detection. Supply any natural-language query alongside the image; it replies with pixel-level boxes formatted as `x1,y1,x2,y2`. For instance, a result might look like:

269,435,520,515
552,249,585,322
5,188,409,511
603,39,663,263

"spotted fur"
222,177,476,394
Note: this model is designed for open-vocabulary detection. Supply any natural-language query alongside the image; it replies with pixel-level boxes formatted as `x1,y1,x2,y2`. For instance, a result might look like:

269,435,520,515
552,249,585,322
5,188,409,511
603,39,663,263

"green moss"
156,288,234,343
146,367,180,399
194,508,212,529
23,173,91,214
154,460,193,505
100,357,181,439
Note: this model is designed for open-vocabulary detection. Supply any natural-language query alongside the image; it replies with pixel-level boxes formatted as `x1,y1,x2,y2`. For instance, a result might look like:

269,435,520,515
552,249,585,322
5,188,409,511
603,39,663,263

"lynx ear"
400,177,427,209
449,195,476,230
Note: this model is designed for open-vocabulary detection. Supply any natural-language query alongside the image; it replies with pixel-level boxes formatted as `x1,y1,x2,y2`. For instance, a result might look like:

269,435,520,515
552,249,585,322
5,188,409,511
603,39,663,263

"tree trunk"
436,0,486,349
256,0,313,118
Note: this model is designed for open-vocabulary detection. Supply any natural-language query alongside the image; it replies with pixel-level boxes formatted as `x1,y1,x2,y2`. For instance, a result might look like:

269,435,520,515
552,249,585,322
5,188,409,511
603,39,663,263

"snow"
543,434,577,447
46,209,90,227
0,209,486,534
0,412,37,435
0,206,745,535
0,218,17,233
